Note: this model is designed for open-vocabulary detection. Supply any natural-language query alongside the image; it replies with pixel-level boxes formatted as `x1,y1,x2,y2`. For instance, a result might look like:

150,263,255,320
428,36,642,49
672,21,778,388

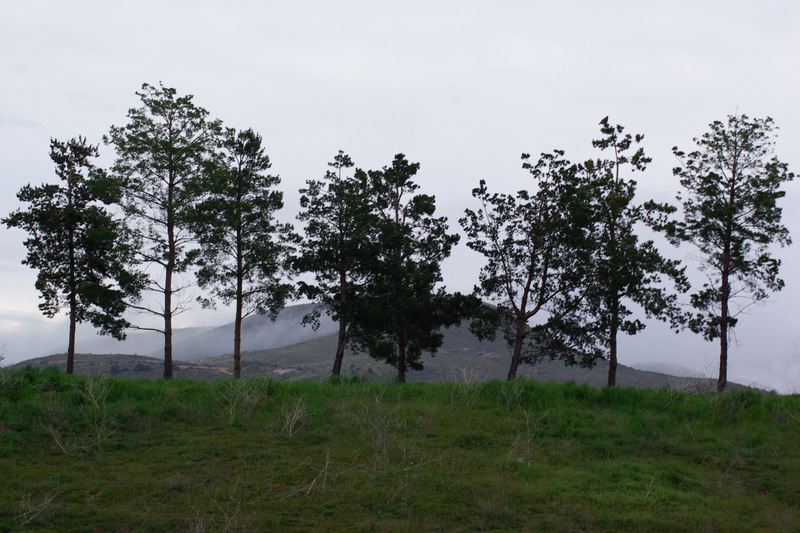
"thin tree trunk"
507,315,527,380
607,330,618,387
163,179,175,379
164,220,174,379
67,222,76,374
606,155,624,388
164,275,173,379
234,233,244,379
607,300,619,387
718,263,730,392
332,268,348,376
332,320,347,376
67,296,76,375
717,211,733,392
397,336,407,383
234,294,243,380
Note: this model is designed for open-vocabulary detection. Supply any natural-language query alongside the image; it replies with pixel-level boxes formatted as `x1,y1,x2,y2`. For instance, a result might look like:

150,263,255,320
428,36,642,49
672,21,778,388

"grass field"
1,366,798,531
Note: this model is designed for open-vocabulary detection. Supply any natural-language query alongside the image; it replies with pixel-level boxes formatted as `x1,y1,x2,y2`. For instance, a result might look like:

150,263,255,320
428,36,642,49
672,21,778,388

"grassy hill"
0,367,797,531
15,325,737,392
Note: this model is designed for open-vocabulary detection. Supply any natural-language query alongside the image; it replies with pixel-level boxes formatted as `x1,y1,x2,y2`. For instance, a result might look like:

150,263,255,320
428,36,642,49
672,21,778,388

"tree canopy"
7,80,794,388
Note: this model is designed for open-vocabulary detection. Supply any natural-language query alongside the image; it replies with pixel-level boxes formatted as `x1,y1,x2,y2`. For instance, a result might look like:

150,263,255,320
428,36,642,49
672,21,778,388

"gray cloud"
1,1,799,391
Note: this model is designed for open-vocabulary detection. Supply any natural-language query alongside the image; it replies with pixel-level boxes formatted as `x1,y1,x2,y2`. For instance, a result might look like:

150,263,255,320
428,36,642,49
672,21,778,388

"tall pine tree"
669,114,793,391
351,154,462,382
106,83,220,378
3,137,143,373
190,127,296,379
296,151,376,376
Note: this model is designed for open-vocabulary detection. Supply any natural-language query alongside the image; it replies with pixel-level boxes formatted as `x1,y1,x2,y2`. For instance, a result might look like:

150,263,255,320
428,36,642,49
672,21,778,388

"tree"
105,83,221,378
3,137,143,373
669,114,794,391
582,122,688,386
189,127,296,379
460,150,598,380
350,154,462,382
295,151,376,376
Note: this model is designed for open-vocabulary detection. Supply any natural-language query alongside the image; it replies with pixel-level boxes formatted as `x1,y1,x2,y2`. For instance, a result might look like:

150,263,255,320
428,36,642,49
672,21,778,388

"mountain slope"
40,303,336,361
16,325,738,391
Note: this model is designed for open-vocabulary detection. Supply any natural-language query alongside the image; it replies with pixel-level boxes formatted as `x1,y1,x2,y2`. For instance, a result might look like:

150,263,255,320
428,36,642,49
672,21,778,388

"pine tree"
669,114,794,391
105,83,221,378
351,154,462,382
3,137,143,373
582,121,688,386
296,151,376,376
190,127,296,379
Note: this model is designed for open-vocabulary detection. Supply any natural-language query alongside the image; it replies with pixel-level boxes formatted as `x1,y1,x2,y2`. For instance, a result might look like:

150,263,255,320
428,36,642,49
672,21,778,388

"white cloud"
1,1,799,390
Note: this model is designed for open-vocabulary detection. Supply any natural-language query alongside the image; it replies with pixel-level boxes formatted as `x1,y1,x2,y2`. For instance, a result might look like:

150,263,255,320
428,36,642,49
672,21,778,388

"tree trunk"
163,181,175,379
507,315,527,380
233,229,244,380
164,279,173,379
163,233,174,379
717,266,730,392
332,320,347,376
607,330,618,387
234,293,243,380
717,220,732,392
67,222,76,375
397,336,407,383
332,269,348,376
607,300,619,387
67,296,76,375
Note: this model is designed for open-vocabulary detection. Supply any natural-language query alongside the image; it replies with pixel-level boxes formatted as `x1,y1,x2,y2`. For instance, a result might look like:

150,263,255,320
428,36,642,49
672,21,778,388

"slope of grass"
1,366,798,531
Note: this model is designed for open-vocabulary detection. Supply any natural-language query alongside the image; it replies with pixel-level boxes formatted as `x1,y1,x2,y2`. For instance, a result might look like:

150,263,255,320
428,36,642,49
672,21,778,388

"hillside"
16,324,734,391
37,303,337,362
0,370,797,531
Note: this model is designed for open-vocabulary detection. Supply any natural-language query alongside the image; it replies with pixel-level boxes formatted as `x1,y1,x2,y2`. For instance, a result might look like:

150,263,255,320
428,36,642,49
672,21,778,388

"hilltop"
0,369,796,530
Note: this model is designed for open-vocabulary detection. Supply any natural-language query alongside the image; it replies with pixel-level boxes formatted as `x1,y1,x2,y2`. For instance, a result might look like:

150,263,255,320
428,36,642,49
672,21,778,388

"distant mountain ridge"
42,303,336,361
16,305,746,392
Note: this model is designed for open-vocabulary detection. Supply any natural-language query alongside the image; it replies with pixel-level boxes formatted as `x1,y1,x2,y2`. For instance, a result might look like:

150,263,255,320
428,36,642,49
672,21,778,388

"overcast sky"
2,1,799,392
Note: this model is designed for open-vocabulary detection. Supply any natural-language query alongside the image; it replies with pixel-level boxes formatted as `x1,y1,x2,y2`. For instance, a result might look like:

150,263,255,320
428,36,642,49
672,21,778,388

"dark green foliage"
349,154,464,382
3,137,143,373
669,114,794,391
580,122,688,386
295,151,376,376
190,127,296,379
460,150,597,379
1,368,799,531
105,83,222,378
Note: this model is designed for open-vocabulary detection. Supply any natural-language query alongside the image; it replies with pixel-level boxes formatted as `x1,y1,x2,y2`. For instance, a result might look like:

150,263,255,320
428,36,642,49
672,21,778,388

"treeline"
4,84,794,390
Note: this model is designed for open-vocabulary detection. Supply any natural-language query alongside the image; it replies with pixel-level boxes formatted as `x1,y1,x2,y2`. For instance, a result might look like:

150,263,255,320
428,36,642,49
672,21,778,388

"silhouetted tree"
3,137,143,373
296,151,376,376
105,83,221,378
351,154,462,382
669,114,794,391
582,121,688,386
461,150,597,379
190,127,296,379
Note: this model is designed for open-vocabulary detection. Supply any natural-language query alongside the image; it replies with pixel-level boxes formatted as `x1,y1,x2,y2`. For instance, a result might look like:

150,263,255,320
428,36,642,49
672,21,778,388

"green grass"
1,367,799,532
